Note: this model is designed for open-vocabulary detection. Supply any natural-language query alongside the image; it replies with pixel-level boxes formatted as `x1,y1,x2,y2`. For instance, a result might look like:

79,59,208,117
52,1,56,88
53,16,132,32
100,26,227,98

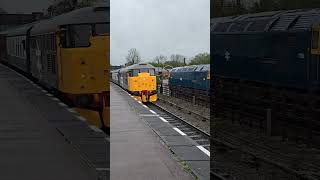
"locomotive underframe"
169,85,210,107
213,75,320,147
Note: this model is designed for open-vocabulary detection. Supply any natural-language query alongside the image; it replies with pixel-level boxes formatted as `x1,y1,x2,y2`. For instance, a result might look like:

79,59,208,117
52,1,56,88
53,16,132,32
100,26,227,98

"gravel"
156,94,210,134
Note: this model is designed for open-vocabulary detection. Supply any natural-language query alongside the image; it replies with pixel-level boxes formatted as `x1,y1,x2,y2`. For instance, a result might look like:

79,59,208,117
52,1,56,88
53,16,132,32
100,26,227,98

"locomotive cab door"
310,25,320,83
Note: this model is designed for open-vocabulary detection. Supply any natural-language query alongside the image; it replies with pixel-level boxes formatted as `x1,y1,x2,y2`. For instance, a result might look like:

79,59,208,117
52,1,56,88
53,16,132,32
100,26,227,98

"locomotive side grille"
270,15,298,31
291,14,319,31
52,54,56,73
46,53,56,74
287,36,297,48
47,53,52,73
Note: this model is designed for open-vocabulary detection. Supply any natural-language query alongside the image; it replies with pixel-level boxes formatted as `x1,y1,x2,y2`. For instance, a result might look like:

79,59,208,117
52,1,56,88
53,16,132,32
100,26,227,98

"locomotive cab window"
60,24,92,48
127,71,133,77
139,68,149,73
149,69,155,76
94,23,110,35
139,68,155,75
132,69,139,76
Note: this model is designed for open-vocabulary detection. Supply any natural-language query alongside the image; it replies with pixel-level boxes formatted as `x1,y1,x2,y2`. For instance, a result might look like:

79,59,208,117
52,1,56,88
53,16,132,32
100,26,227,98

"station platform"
0,64,109,180
111,83,206,180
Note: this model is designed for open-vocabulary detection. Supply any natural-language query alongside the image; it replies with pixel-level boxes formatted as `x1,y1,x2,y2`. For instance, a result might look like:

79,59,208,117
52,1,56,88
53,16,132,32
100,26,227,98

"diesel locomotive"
211,9,320,144
169,64,210,106
0,4,110,130
111,63,157,102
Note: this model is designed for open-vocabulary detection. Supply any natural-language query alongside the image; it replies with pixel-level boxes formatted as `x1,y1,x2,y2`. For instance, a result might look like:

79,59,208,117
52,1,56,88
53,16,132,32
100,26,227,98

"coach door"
310,26,320,82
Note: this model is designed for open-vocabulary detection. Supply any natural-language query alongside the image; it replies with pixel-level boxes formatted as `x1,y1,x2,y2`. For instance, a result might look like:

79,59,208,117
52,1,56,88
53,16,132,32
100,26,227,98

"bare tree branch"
126,48,141,66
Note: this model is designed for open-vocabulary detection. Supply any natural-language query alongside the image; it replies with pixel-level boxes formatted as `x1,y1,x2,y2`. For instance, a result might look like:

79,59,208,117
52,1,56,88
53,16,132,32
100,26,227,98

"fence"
157,82,209,107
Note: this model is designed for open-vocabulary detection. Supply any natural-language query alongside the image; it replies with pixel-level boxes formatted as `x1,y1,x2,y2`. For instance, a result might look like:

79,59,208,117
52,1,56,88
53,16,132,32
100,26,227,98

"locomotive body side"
211,9,320,146
211,9,320,90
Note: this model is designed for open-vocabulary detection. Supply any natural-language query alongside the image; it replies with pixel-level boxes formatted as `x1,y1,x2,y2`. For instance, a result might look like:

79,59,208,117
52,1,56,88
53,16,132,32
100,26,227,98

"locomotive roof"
171,64,210,72
111,69,120,73
119,63,155,73
30,3,110,35
211,8,320,33
4,23,35,37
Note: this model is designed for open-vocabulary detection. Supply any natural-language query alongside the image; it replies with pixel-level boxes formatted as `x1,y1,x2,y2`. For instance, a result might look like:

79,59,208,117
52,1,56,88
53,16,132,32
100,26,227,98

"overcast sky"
111,0,210,65
1,0,209,66
0,0,53,13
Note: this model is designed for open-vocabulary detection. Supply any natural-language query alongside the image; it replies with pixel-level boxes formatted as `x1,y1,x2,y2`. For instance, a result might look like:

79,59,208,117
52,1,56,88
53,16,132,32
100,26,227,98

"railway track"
147,103,210,151
212,127,320,180
157,96,210,123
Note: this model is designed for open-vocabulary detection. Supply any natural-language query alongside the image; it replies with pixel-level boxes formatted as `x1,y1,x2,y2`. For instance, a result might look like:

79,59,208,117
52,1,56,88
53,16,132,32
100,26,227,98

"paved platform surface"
110,83,194,180
0,64,108,180
111,83,210,180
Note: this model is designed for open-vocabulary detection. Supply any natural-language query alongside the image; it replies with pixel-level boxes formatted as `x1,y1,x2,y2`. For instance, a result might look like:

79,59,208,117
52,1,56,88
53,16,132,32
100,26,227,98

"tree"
249,0,320,13
213,0,248,17
170,54,186,64
164,60,185,68
189,53,210,65
126,48,141,66
153,55,167,67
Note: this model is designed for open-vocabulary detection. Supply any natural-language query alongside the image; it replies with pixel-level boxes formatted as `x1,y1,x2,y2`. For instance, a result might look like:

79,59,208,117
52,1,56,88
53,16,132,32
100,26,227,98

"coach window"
22,40,26,50
66,24,92,48
16,41,18,56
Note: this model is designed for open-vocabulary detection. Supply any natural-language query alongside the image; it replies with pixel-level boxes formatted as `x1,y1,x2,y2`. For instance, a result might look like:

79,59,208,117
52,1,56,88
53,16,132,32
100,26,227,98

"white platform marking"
159,117,168,122
58,102,67,107
51,97,60,101
96,168,109,171
149,110,156,114
76,116,87,122
139,114,159,117
197,145,210,157
67,108,76,113
143,105,148,109
89,125,103,133
173,127,186,136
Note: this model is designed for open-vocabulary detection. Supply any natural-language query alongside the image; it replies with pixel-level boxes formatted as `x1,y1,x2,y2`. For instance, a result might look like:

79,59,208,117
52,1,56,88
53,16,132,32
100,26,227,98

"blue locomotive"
169,64,210,91
168,64,210,106
212,9,320,90
211,9,320,145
